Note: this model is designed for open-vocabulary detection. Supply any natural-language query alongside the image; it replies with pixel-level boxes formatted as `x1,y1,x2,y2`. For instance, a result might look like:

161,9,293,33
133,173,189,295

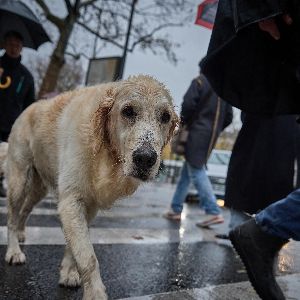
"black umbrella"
0,0,51,50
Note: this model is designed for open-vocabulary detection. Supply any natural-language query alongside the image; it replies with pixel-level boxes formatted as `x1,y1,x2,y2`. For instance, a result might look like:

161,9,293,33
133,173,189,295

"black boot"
0,176,6,198
229,219,288,300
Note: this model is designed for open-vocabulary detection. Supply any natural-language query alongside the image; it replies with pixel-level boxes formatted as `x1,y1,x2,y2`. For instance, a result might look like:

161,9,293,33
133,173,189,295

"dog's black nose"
133,145,157,169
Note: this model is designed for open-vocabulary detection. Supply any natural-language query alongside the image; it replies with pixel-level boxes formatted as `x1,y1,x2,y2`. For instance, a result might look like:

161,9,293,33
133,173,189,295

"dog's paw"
5,249,26,265
59,267,81,288
83,281,107,300
18,230,26,243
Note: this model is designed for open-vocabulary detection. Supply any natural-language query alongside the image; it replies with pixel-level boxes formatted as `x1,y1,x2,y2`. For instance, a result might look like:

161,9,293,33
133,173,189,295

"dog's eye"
161,111,171,124
122,106,137,119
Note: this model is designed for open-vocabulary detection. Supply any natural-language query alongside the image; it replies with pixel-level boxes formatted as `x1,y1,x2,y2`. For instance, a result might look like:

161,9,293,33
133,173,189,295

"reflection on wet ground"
0,182,299,299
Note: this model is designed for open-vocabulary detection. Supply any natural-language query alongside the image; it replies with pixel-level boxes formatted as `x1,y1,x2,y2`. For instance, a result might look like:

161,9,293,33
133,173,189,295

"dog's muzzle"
132,144,157,180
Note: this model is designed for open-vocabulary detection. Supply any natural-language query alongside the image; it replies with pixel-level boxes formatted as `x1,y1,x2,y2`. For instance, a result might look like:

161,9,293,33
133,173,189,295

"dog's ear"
90,88,115,156
165,112,180,147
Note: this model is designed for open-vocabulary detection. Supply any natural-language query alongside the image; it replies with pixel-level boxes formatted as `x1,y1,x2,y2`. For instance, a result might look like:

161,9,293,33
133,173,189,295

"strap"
187,75,214,126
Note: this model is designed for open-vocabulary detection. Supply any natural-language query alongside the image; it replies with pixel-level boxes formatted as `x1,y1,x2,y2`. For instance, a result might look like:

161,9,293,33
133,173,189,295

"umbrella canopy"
0,0,51,50
195,0,218,30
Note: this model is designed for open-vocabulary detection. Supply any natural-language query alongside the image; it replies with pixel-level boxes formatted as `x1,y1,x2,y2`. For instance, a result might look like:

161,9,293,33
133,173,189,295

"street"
0,182,299,300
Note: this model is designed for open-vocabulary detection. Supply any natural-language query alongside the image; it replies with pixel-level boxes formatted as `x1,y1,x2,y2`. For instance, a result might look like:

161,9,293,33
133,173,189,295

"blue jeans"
256,188,300,241
171,161,221,215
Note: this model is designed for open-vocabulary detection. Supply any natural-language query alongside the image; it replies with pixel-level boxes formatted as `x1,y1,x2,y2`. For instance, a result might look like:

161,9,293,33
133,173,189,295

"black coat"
201,0,300,115
225,114,300,214
0,54,35,134
181,75,233,169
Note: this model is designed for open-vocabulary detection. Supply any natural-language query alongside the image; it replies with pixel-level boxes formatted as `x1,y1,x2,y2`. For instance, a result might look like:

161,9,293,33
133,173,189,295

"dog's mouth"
130,168,152,181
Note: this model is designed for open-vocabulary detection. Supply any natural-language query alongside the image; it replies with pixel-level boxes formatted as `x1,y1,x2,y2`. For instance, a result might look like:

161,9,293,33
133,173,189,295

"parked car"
186,149,231,201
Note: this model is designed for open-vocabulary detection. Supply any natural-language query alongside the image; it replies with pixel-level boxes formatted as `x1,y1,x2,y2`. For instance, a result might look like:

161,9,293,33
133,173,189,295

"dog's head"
91,75,178,181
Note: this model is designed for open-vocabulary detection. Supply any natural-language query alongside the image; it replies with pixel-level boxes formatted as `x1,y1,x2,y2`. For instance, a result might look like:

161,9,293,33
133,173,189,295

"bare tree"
27,56,84,96
25,0,193,97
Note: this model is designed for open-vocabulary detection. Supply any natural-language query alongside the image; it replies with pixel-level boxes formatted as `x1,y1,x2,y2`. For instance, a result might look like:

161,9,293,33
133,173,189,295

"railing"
155,159,183,184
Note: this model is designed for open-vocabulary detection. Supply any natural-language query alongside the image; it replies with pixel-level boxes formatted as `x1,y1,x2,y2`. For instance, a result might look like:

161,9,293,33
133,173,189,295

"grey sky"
17,0,240,127
20,1,210,110
124,23,212,112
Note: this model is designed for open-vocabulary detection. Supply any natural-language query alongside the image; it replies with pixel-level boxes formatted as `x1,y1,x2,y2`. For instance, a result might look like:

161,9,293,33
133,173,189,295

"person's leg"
0,131,9,142
0,131,9,198
255,189,300,240
228,189,300,300
188,163,221,215
0,174,6,198
164,162,190,220
229,209,251,230
216,209,251,239
187,163,224,227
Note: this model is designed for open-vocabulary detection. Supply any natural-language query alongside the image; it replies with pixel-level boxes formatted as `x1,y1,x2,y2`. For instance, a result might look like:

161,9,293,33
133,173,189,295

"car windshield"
208,152,230,165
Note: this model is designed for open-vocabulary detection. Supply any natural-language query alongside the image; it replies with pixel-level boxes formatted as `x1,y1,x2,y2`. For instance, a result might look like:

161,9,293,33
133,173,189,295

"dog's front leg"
58,196,107,300
59,245,81,287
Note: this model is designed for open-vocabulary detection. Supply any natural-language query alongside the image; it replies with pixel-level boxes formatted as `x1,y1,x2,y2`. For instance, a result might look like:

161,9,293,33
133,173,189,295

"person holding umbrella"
0,31,35,197
0,0,50,197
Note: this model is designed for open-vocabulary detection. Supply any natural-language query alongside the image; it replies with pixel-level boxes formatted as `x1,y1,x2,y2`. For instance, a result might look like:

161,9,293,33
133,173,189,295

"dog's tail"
0,142,8,175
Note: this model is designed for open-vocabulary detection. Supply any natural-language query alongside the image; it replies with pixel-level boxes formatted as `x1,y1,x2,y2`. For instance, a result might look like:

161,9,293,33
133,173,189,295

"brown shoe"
196,214,224,228
163,210,181,221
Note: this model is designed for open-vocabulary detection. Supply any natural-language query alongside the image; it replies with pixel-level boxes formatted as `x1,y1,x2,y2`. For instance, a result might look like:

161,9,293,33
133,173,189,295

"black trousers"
0,131,8,183
0,131,9,142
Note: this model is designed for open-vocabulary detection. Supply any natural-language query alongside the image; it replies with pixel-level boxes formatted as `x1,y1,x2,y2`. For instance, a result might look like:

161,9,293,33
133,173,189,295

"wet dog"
4,75,178,299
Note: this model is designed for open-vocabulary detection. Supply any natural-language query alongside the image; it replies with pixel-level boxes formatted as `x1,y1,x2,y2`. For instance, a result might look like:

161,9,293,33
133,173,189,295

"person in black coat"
0,31,35,197
223,113,300,231
164,71,233,227
201,1,300,299
201,0,300,115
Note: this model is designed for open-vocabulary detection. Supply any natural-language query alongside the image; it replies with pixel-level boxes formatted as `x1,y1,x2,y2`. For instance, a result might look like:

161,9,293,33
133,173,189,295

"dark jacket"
0,53,35,134
201,0,300,115
181,75,233,169
225,114,300,214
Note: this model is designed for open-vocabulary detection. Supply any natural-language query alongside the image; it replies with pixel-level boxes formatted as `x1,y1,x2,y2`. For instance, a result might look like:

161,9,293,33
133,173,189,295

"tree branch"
65,51,81,60
129,22,182,52
76,20,124,49
64,0,73,13
79,0,98,8
35,0,64,29
74,0,81,12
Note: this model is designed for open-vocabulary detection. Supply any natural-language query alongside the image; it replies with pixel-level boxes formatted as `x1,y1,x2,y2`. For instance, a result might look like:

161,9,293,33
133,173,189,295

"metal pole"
92,9,102,58
118,0,137,79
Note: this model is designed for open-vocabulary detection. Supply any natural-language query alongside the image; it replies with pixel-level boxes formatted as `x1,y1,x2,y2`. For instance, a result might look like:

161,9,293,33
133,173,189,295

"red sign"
195,0,218,30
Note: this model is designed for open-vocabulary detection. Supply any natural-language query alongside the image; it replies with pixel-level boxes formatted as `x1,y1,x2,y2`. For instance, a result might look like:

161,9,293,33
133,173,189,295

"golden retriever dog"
4,75,178,300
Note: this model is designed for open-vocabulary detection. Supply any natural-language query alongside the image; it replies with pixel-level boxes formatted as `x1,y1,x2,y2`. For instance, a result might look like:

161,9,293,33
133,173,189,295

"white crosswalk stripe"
0,184,215,246
0,226,207,245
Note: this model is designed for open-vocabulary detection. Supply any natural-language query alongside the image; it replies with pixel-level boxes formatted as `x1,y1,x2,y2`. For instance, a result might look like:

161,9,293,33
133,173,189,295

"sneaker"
215,233,229,240
163,210,181,221
196,214,224,228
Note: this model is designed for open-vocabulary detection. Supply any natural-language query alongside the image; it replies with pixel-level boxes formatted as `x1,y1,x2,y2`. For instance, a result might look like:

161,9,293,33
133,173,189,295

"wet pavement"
0,182,299,299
